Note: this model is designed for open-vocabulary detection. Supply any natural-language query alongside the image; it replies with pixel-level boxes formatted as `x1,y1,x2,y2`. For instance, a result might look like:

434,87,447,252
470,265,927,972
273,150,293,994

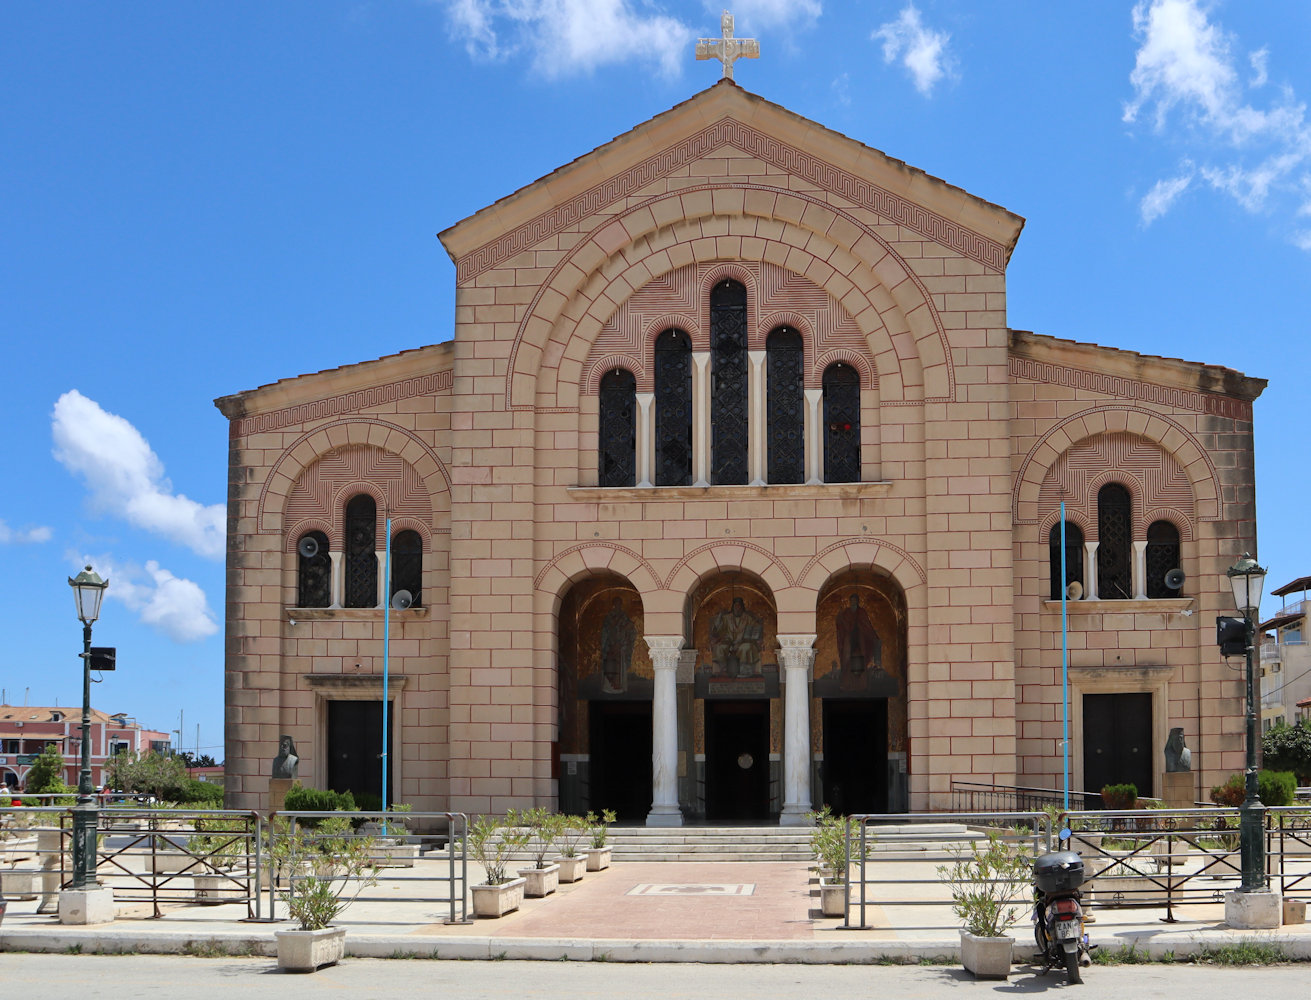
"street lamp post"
1226,553,1267,893
68,565,108,890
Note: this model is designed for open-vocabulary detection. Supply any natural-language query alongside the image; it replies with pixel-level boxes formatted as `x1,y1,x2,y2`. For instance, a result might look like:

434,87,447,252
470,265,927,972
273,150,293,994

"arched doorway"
685,571,778,821
556,573,652,821
813,570,909,814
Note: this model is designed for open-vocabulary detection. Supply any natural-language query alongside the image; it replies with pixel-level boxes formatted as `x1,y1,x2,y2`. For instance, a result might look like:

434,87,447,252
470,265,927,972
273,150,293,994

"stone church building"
216,82,1265,823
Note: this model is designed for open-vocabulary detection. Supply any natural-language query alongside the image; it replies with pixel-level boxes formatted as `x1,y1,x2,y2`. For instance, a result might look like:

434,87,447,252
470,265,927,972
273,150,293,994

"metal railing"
950,781,1102,813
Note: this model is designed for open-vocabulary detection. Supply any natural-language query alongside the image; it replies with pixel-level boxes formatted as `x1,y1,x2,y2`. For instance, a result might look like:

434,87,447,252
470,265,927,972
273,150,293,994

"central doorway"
588,701,653,822
704,700,770,821
326,699,393,805
1083,692,1153,801
822,699,888,815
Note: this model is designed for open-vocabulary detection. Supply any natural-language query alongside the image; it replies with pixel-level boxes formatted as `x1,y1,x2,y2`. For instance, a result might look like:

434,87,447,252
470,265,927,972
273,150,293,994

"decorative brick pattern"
285,445,437,545
1010,357,1250,420
232,370,451,436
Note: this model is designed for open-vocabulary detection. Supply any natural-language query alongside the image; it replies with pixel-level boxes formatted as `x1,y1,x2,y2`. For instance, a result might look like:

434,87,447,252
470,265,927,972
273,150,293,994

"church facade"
216,83,1265,822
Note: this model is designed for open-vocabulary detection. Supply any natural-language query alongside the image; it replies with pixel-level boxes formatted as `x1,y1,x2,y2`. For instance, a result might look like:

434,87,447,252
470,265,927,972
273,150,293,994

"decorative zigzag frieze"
1009,357,1250,420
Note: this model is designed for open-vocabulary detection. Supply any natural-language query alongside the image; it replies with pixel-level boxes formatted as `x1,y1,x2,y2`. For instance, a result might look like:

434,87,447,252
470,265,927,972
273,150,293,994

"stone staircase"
600,822,984,863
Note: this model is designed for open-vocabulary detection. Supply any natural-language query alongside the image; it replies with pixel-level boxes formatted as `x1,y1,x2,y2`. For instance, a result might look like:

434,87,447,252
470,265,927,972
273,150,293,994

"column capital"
776,634,817,678
645,635,684,669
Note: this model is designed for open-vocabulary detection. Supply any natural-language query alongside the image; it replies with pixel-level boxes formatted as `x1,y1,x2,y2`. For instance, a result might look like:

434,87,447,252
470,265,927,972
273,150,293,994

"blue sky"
3,1,1308,763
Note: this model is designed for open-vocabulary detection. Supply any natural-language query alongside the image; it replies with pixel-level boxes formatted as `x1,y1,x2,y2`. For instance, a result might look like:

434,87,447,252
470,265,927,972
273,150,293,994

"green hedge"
283,786,357,813
174,778,224,805
1210,770,1297,808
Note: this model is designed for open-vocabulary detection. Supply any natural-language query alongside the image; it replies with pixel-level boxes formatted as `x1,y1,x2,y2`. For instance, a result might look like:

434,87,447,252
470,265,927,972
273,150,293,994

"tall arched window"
822,362,861,483
1049,522,1084,600
710,279,748,485
766,327,804,484
390,529,423,607
654,328,693,486
1145,520,1182,599
343,494,378,608
598,368,636,487
1097,483,1133,600
296,530,331,608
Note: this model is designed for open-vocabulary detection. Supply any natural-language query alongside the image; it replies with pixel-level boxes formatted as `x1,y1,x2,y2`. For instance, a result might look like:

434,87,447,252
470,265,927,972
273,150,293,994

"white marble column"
375,551,387,608
804,389,823,484
692,353,711,487
636,392,654,488
646,636,684,827
328,552,343,608
749,350,766,486
777,634,817,826
1132,540,1148,599
1084,542,1099,601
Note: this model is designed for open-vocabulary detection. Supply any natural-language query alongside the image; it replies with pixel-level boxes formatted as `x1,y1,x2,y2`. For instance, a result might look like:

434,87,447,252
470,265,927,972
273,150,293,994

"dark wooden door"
705,700,770,821
1082,692,1153,801
822,699,888,815
588,701,652,822
327,700,393,805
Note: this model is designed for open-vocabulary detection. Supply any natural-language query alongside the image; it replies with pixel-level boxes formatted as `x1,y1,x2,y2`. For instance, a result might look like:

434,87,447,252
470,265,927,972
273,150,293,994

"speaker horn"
297,536,320,559
1164,568,1186,591
1065,581,1083,601
391,590,413,610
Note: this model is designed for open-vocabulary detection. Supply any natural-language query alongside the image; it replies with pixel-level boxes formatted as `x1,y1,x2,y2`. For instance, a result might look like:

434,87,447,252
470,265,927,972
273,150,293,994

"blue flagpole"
382,515,391,836
1061,501,1069,813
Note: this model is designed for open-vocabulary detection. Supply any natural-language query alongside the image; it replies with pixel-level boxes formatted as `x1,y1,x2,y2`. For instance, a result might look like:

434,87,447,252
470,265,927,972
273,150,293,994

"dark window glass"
654,329,693,486
1048,522,1085,600
822,363,861,483
598,369,637,487
1145,520,1181,599
390,529,423,607
1097,483,1133,600
344,494,378,608
710,280,749,485
297,530,331,608
766,327,805,484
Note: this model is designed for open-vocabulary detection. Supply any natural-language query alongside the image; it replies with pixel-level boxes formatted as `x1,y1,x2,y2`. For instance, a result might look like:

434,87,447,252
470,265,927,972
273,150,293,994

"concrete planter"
556,855,586,883
149,850,198,875
584,846,611,871
1,870,41,900
960,930,1013,979
193,873,245,904
371,842,419,868
275,926,346,972
471,877,526,918
818,877,846,918
519,863,560,897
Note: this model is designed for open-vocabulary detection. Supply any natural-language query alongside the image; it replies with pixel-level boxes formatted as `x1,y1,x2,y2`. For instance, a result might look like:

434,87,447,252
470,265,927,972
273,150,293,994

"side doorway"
1082,692,1153,802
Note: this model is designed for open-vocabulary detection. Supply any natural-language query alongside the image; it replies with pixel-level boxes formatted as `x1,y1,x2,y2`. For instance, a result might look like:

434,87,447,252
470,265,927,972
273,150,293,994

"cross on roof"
695,10,759,81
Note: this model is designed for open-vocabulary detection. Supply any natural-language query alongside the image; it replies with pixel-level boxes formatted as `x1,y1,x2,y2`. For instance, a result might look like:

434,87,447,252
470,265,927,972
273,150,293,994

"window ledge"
1041,598,1194,614
567,481,893,501
285,607,429,621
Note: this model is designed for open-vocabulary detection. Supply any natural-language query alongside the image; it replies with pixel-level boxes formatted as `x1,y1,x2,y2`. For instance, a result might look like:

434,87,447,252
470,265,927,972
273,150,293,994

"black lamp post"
68,565,108,891
1226,553,1267,892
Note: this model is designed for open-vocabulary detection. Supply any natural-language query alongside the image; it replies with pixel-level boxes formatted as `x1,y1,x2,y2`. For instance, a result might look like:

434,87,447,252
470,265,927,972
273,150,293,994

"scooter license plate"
1054,920,1081,940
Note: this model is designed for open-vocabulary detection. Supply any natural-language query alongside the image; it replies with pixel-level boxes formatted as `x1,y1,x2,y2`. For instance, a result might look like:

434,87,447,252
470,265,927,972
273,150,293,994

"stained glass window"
710,280,749,485
1048,522,1084,601
766,327,804,484
296,530,330,608
654,329,692,486
1096,483,1133,600
822,363,860,483
391,529,423,607
598,369,636,487
344,494,378,608
1145,520,1181,599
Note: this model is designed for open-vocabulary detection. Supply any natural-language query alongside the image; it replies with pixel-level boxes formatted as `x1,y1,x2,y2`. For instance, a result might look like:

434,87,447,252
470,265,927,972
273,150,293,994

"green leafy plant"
1093,942,1154,965
586,808,617,849
1100,783,1139,809
468,815,529,886
20,744,75,804
1194,939,1289,965
186,816,248,870
1262,722,1311,783
1210,773,1246,807
807,806,849,884
937,832,1032,938
557,814,590,858
1259,769,1297,807
104,750,189,800
271,816,379,930
174,778,224,806
283,786,357,818
509,807,565,868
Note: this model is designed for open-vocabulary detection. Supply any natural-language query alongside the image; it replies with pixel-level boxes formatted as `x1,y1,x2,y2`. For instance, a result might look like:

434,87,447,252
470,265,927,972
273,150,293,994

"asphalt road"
0,954,1306,999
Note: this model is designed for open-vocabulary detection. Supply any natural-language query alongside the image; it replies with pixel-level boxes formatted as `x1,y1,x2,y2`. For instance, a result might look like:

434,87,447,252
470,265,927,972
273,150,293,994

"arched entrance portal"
556,573,652,821
685,571,779,821
814,570,909,814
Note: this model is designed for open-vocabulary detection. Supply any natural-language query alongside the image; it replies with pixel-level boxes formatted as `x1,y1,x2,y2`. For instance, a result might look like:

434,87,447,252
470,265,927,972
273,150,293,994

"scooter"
1033,848,1091,984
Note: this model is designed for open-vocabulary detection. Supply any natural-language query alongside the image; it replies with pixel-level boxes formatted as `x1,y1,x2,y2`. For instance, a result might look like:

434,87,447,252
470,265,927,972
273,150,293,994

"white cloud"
75,553,218,644
1140,171,1194,224
1123,1,1311,245
0,519,52,544
440,0,692,78
51,390,225,559
725,0,821,29
872,4,953,97
831,71,851,108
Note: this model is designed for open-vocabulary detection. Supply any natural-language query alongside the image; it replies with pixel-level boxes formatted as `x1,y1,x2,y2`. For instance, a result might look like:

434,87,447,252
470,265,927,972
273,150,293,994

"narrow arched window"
390,529,423,607
823,363,861,483
1097,483,1133,600
343,494,378,608
1145,520,1181,599
297,530,331,608
766,327,804,484
598,369,636,487
1049,522,1084,601
710,279,748,485
654,329,692,486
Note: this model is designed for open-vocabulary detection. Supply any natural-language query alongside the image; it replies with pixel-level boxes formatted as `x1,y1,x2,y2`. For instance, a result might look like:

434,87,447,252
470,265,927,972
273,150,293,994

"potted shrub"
468,815,529,918
937,831,1031,979
807,807,849,917
584,808,616,871
554,814,589,883
512,807,563,898
271,817,379,972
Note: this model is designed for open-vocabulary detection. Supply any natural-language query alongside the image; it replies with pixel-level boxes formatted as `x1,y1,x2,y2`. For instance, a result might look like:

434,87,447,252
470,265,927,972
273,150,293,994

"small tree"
937,832,1033,938
271,816,379,930
24,743,69,793
105,749,189,799
1262,722,1311,784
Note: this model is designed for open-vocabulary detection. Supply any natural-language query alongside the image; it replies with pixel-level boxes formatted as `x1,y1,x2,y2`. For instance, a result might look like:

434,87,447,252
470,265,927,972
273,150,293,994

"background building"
0,703,169,791
1260,575,1310,730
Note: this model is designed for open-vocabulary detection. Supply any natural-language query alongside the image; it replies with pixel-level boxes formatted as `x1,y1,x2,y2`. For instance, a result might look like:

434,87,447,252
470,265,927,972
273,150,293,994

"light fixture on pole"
1226,553,1267,892
68,565,109,891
